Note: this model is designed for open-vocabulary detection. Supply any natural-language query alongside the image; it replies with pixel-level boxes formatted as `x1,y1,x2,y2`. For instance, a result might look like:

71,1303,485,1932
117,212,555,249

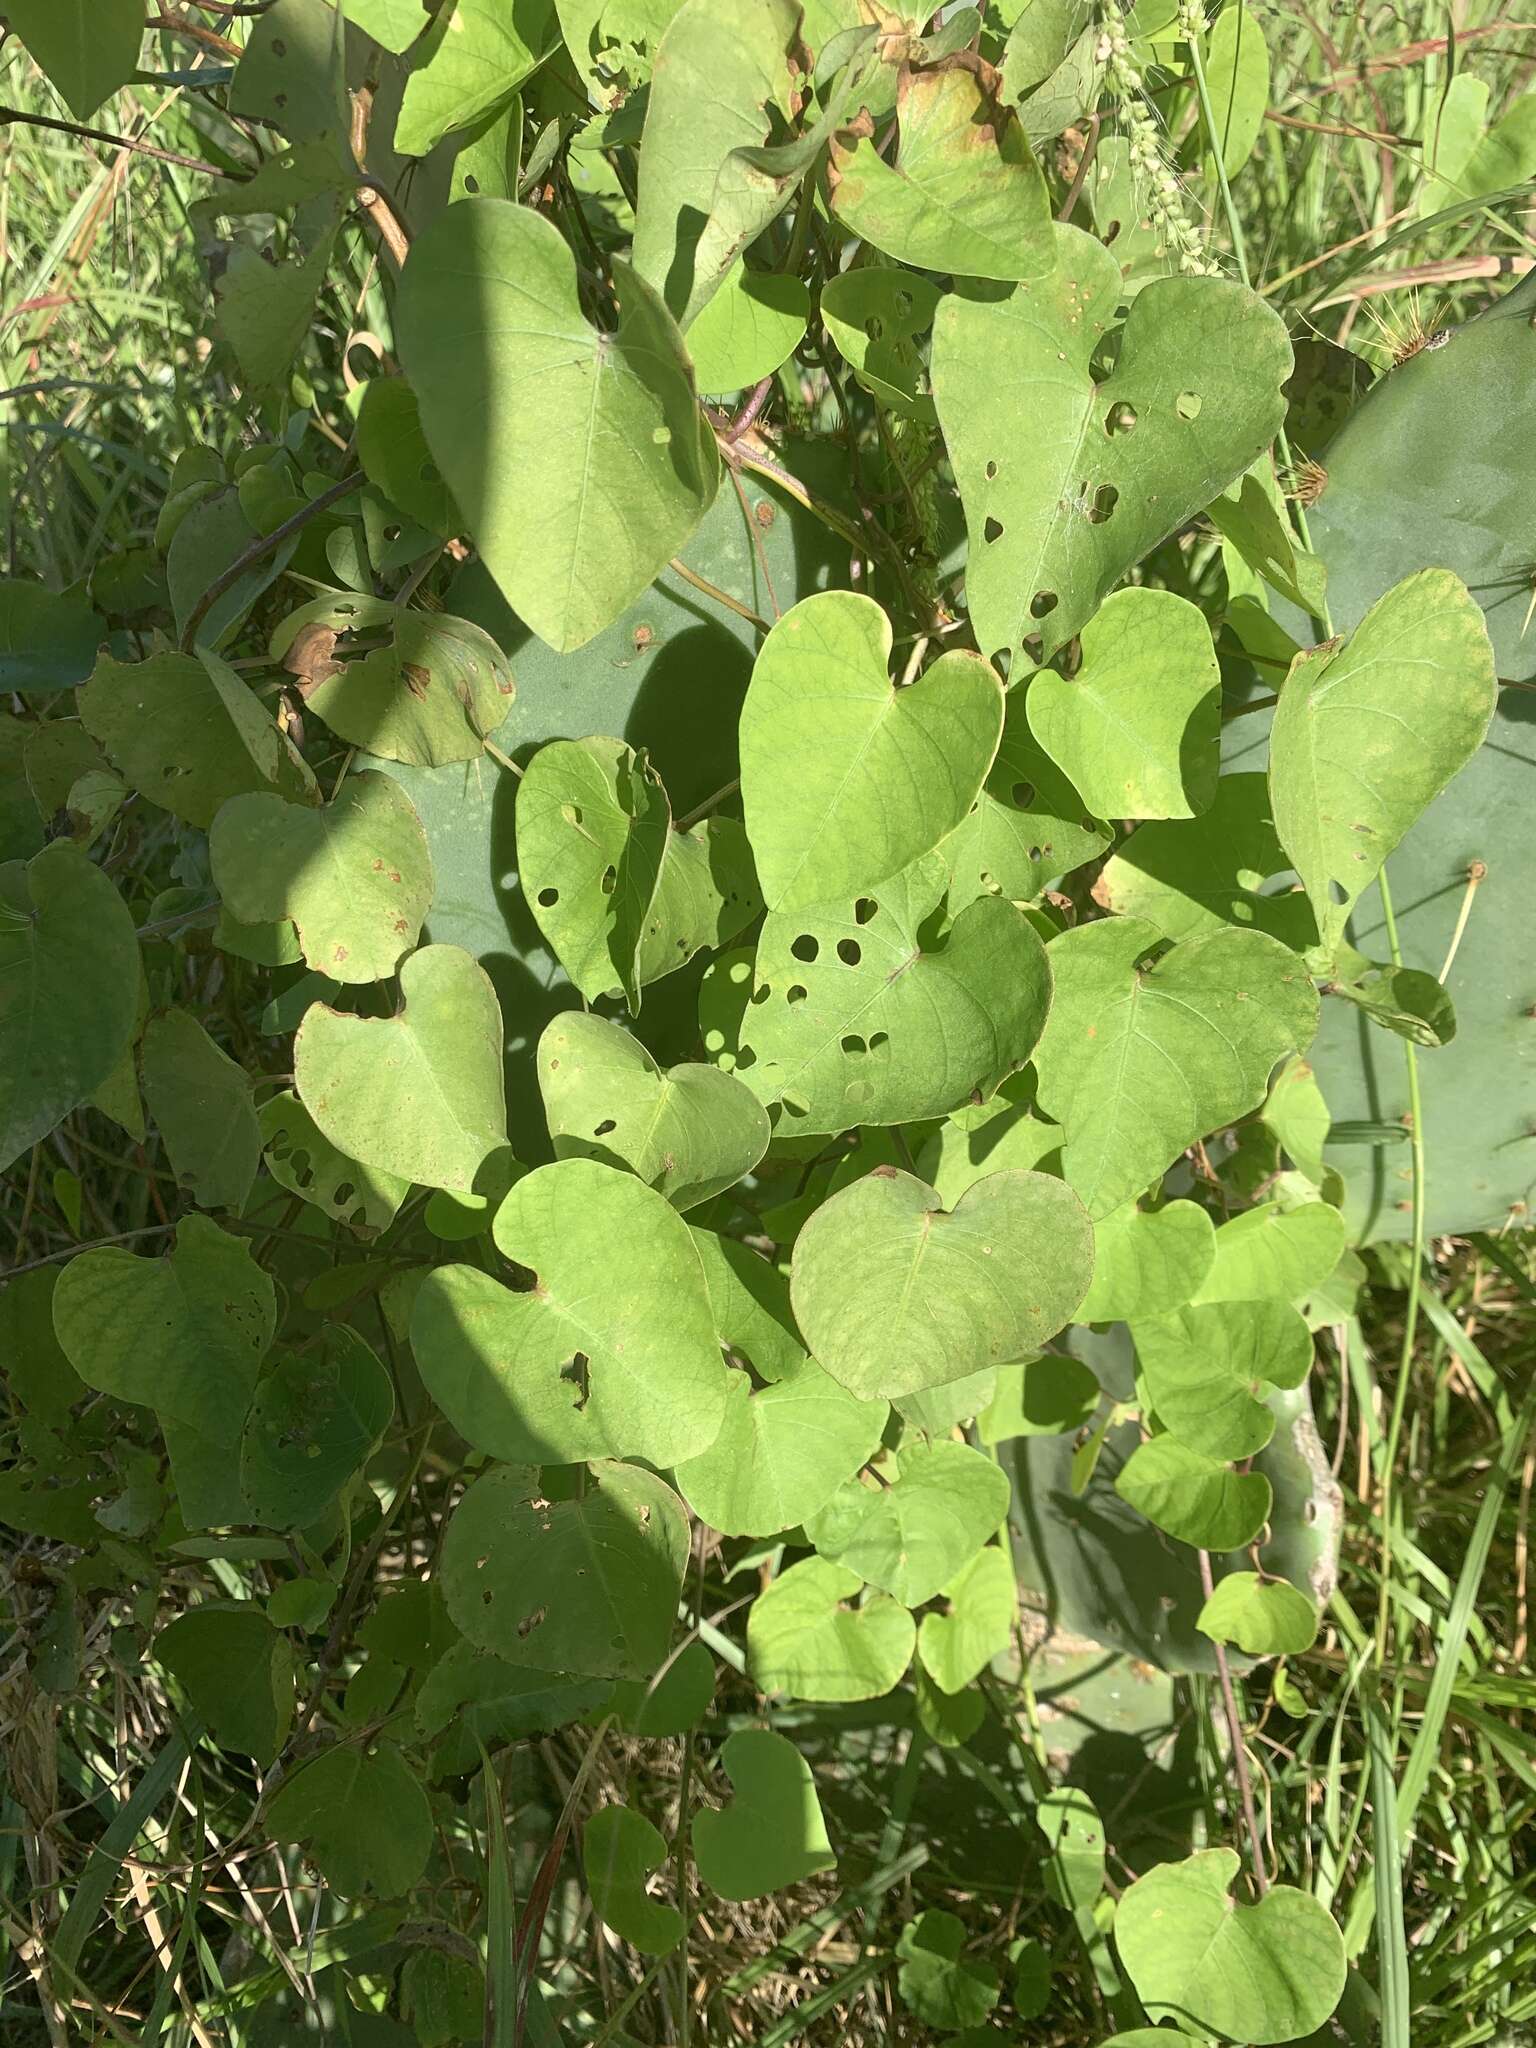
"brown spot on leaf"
283,622,343,695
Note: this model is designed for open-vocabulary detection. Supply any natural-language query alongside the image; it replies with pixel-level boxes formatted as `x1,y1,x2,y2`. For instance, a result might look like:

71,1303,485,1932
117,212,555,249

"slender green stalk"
1374,869,1428,1665
1188,29,1255,288
1368,1697,1414,2048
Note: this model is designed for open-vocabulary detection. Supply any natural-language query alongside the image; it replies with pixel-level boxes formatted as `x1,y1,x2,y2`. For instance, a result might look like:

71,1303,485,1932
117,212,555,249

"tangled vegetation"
1,1,1534,2044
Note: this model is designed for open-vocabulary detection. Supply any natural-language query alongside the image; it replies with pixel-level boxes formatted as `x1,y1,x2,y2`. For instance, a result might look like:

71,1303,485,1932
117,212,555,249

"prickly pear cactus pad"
1287,276,1536,1237
2,3,1530,2042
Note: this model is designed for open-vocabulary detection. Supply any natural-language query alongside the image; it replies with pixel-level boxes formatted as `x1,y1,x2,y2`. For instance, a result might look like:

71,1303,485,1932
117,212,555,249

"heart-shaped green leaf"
1116,1436,1273,1550
806,1441,1010,1606
53,1215,273,1444
693,1729,836,1901
0,578,102,695
1132,1300,1312,1459
0,842,140,1171
1096,772,1318,949
740,593,1003,913
1263,1056,1331,1186
1010,1936,1053,2021
1040,1785,1106,1911
1328,956,1458,1047
410,1159,728,1465
630,0,802,325
585,1806,683,1954
1077,1199,1216,1322
210,772,433,982
155,1605,294,1765
610,1638,717,1739
1269,568,1496,956
515,737,671,1008
791,1166,1094,1401
141,1009,261,1213
537,1012,769,1210
555,0,665,101
690,1226,806,1384
441,1461,690,1680
355,376,458,537
397,199,719,653
932,227,1291,661
821,265,942,417
895,1365,1000,1438
240,1329,394,1531
79,649,314,825
1197,1570,1320,1656
938,692,1110,910
685,263,809,392
3,717,46,861
259,1091,410,1233
400,1951,483,2048
1194,1199,1347,1305
21,717,107,823
0,1270,85,1429
272,596,515,768
295,944,509,1195
393,0,552,156
829,59,1054,282
1025,587,1221,820
1094,2035,1197,2048
978,1355,1100,1442
915,1663,985,1747
1115,1847,1345,2043
735,853,1052,1133
415,1641,605,1752
265,1742,432,1899
1209,467,1325,613
4,0,143,121
747,1555,915,1701
1032,920,1319,1217
916,1543,1016,1694
675,1356,887,1537
918,1090,1063,1206
161,1421,248,1532
643,812,763,982
895,1909,1002,2031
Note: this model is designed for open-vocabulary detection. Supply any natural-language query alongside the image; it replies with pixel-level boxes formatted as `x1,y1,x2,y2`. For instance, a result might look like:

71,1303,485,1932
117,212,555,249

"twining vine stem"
1198,1549,1270,1897
178,471,365,653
